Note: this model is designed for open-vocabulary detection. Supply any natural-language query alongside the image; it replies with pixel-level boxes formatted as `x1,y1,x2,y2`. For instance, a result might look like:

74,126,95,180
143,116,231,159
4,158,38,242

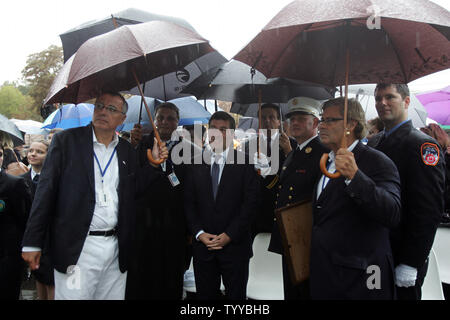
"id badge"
96,191,108,207
168,172,180,187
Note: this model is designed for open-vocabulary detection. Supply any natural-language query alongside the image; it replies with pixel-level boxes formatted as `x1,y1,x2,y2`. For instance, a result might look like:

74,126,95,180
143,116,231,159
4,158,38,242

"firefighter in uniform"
369,83,446,300
267,97,328,299
244,103,297,238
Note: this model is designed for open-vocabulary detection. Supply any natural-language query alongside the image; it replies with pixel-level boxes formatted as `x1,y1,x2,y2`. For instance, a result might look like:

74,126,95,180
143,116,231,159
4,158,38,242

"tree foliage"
21,45,63,110
0,84,37,120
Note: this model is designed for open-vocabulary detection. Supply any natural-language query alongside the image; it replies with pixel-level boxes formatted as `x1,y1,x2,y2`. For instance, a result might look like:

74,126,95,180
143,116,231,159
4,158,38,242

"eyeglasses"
318,117,344,124
94,103,126,115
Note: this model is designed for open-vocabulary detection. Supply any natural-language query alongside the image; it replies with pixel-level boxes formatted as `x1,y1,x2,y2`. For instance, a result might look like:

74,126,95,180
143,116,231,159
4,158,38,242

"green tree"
0,85,36,120
21,45,63,110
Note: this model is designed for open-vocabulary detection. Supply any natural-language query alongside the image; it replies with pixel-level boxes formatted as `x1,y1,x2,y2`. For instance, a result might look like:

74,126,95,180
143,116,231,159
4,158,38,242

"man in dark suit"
241,103,296,238
184,111,259,300
21,92,168,300
311,97,401,299
268,97,328,300
126,102,190,300
369,84,446,300
0,144,32,299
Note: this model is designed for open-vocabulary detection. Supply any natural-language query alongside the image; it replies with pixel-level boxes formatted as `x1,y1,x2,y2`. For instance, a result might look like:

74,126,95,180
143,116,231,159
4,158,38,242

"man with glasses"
369,84,446,300
0,144,32,299
267,97,328,300
22,92,168,300
126,102,190,300
311,97,401,299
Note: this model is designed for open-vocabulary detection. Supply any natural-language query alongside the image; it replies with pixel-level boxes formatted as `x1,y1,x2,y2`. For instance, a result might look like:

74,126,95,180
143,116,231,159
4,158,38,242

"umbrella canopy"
42,103,94,129
0,114,24,146
416,86,450,125
127,51,227,101
347,84,428,128
45,20,218,105
60,8,196,62
181,60,267,103
10,119,47,135
234,0,450,87
118,96,211,132
182,59,335,103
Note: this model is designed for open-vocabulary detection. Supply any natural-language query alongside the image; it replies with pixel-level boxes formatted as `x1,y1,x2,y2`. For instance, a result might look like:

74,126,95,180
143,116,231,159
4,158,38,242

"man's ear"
312,117,320,129
403,96,411,110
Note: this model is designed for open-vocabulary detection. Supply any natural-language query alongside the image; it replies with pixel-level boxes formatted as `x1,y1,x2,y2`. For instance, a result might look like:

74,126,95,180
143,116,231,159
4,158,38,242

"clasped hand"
198,232,231,250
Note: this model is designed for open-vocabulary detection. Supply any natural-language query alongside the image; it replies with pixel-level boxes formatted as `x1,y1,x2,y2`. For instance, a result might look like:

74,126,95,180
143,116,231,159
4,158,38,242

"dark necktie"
267,135,272,158
211,161,220,200
32,174,40,184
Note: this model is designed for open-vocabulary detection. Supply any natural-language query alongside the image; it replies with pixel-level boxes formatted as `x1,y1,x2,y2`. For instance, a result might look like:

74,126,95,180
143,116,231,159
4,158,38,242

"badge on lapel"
0,199,5,213
305,147,312,154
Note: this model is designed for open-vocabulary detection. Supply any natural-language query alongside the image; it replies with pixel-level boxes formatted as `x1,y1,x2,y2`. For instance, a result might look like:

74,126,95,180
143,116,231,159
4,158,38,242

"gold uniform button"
282,166,287,171
288,195,292,200
289,187,293,191
276,193,279,197
273,218,277,221
278,185,282,189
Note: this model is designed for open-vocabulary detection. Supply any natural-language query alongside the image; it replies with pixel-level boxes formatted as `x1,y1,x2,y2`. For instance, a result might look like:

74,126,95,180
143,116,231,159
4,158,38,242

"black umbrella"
60,8,197,62
181,60,267,103
127,50,227,101
0,114,24,146
182,61,335,104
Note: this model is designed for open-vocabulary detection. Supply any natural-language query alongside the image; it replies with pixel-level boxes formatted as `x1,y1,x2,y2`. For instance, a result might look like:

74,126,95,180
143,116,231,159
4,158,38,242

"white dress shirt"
297,135,318,151
22,130,120,253
195,145,232,240
316,139,359,199
90,129,120,231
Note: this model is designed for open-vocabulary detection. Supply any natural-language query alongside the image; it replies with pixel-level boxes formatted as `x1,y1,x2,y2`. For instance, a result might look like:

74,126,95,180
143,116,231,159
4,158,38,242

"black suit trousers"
0,255,24,300
193,255,249,300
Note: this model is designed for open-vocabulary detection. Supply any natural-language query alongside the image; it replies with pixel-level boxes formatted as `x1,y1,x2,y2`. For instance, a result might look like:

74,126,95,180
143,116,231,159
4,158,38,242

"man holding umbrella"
126,102,190,300
311,97,401,299
21,92,168,300
370,83,446,300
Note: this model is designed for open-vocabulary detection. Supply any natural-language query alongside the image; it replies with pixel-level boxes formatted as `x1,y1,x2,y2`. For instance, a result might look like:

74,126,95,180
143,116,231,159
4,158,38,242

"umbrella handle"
131,69,167,165
320,153,341,179
147,144,165,166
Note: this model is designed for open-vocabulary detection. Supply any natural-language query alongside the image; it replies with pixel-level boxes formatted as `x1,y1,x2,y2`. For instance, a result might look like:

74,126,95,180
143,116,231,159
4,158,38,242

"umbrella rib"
379,24,409,83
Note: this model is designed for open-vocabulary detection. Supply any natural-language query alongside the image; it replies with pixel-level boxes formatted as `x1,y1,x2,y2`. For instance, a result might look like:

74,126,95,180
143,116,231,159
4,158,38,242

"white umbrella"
10,119,47,135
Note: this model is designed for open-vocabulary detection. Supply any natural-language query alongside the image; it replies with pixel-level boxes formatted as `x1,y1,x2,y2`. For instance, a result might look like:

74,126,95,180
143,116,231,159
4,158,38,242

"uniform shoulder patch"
421,142,440,166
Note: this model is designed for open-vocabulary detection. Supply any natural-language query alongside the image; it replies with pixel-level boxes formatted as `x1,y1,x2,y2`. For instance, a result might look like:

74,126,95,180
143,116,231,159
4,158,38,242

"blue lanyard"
93,147,117,183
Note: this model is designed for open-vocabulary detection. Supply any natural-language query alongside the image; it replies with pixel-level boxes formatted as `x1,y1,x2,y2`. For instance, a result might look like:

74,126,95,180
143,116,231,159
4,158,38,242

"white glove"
253,152,272,178
394,264,417,287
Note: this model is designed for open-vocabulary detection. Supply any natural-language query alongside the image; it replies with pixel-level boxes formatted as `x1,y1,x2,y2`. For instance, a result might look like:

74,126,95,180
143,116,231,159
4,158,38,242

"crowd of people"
0,83,448,300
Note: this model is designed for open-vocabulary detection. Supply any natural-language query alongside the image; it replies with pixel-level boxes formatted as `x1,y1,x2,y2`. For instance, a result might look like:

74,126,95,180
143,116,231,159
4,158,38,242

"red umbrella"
45,20,220,164
234,0,450,177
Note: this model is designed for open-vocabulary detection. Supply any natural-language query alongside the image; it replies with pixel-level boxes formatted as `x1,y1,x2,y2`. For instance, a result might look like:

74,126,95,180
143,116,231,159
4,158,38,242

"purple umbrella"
417,86,450,125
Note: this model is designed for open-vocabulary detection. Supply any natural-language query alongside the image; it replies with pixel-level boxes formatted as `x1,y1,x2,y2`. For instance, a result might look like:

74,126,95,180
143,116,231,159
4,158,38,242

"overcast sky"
1,0,448,93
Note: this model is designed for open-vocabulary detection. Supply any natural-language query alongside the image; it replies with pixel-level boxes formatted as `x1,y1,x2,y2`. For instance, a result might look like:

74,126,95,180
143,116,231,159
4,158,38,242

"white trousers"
54,235,127,300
